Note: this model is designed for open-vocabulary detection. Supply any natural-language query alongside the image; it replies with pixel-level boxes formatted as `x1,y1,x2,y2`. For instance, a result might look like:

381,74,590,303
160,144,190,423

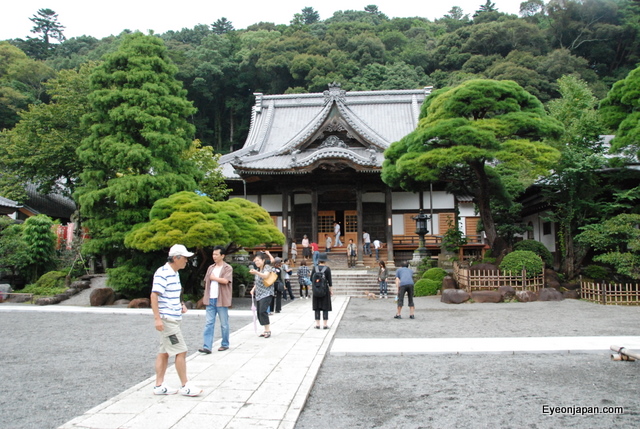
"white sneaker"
179,382,203,397
153,384,178,395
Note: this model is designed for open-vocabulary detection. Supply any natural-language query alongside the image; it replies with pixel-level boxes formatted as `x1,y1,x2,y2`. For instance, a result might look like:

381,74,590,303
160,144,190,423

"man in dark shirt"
394,261,415,319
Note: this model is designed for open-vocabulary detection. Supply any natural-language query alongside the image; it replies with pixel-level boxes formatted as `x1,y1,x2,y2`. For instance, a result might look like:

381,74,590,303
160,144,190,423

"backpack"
311,266,328,298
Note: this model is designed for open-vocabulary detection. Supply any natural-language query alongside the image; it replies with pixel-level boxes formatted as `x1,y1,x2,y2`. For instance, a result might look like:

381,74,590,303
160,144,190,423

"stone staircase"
290,251,398,297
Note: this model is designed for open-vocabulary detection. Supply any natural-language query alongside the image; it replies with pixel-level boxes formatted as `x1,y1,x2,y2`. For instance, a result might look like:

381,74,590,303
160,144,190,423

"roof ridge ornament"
324,82,346,105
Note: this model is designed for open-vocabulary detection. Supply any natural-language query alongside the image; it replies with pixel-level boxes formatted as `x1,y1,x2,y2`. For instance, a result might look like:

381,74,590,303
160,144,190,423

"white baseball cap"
168,244,194,258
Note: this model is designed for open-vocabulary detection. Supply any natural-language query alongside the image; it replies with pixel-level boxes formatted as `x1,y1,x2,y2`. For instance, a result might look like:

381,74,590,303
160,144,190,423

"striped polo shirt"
152,263,183,320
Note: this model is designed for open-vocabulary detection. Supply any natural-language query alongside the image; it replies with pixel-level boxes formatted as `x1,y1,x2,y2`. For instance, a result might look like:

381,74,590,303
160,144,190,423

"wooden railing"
581,281,640,305
454,263,543,293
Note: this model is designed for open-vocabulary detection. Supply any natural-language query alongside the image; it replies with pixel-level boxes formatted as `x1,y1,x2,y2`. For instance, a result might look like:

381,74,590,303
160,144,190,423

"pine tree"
75,32,201,262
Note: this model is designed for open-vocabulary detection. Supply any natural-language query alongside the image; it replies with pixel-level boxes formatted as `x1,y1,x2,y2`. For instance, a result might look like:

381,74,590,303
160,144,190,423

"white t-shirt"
209,265,222,299
373,240,381,249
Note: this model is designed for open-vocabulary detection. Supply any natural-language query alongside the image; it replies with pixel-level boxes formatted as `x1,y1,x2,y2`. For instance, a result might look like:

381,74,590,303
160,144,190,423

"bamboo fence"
454,263,543,293
581,281,640,305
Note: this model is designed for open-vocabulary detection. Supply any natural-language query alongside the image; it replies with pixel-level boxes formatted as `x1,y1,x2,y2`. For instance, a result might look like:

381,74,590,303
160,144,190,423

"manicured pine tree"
75,32,201,265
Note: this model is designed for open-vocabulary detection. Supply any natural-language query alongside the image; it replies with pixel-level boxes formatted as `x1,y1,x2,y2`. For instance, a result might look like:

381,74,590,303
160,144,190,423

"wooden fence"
581,281,640,305
454,263,543,293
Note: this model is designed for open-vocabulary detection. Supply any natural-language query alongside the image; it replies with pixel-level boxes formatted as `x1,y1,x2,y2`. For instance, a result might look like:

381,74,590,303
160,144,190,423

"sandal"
263,331,271,338
259,332,266,337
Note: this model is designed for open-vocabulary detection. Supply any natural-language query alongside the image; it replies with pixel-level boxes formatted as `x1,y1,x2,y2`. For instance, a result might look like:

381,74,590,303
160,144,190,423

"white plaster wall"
518,213,556,252
391,191,455,210
391,192,419,210
392,214,405,235
260,194,282,212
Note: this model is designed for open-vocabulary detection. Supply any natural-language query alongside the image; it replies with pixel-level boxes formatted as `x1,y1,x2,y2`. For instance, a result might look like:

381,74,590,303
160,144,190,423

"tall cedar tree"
382,79,563,257
75,32,201,261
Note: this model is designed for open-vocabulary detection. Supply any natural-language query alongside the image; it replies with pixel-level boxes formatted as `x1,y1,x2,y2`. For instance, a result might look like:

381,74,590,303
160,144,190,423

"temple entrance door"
344,210,358,248
318,211,334,250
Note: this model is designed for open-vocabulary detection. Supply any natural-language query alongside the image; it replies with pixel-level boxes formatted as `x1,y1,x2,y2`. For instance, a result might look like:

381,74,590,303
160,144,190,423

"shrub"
513,240,552,267
414,278,441,296
414,257,435,278
422,267,447,282
582,265,609,281
21,270,67,296
499,250,544,277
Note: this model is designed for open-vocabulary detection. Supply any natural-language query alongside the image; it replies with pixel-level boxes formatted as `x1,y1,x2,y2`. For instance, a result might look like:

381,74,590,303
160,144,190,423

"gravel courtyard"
1,296,639,429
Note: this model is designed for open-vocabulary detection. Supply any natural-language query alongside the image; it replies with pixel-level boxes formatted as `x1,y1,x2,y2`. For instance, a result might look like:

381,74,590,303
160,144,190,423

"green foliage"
75,32,202,259
107,261,155,299
422,267,448,282
499,250,544,277
582,265,609,281
513,240,553,267
383,79,562,254
22,215,57,282
1,62,94,199
600,66,640,159
21,270,67,296
576,213,640,280
414,278,441,296
125,191,285,252
183,140,230,201
441,218,467,253
0,218,28,283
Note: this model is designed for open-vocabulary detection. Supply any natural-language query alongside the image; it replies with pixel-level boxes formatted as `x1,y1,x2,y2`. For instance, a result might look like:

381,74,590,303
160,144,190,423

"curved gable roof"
221,85,431,178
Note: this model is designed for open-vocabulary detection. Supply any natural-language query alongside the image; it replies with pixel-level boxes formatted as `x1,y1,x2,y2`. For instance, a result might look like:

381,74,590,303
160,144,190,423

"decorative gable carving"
319,135,349,149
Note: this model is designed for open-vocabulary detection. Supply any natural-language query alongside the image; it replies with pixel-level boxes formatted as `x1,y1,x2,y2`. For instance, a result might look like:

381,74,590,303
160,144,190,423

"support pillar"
356,187,364,268
385,188,396,269
282,190,289,260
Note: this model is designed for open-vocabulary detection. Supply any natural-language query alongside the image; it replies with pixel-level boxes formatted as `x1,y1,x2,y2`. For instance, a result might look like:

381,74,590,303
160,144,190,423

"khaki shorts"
158,318,188,357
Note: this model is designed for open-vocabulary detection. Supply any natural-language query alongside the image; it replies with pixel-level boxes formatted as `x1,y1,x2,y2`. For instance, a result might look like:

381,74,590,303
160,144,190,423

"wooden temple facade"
219,84,485,267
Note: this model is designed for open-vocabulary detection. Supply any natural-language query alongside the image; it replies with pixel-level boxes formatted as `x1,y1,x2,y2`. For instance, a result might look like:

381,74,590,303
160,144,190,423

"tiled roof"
221,85,431,179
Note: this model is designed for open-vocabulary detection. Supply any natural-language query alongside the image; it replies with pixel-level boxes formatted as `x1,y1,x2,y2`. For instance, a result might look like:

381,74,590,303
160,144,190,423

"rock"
471,290,503,303
441,289,470,304
563,289,580,299
128,298,150,308
498,285,516,300
9,294,33,303
35,296,62,306
442,276,457,289
515,290,538,302
184,301,195,309
90,288,115,306
113,299,130,306
70,280,91,290
538,288,564,301
545,269,562,289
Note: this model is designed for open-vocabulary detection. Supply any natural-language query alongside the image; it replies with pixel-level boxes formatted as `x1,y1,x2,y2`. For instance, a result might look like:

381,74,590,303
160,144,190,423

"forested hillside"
2,0,639,154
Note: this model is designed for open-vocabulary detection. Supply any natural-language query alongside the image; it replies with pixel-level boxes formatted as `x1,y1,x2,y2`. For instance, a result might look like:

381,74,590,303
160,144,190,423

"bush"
414,278,441,296
422,267,447,282
513,240,553,267
21,270,67,296
582,265,609,281
499,250,544,277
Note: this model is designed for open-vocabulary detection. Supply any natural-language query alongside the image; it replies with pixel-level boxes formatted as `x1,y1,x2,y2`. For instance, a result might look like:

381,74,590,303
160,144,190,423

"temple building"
219,84,484,266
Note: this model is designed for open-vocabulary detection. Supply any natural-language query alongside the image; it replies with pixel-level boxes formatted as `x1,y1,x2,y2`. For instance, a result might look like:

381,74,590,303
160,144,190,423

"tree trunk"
469,161,503,256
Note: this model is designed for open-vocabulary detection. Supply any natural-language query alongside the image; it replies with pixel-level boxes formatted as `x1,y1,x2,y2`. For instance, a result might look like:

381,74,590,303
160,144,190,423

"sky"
1,1,524,41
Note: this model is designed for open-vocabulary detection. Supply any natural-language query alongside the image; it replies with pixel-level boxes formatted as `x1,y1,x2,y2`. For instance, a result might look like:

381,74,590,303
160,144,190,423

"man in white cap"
151,244,202,396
